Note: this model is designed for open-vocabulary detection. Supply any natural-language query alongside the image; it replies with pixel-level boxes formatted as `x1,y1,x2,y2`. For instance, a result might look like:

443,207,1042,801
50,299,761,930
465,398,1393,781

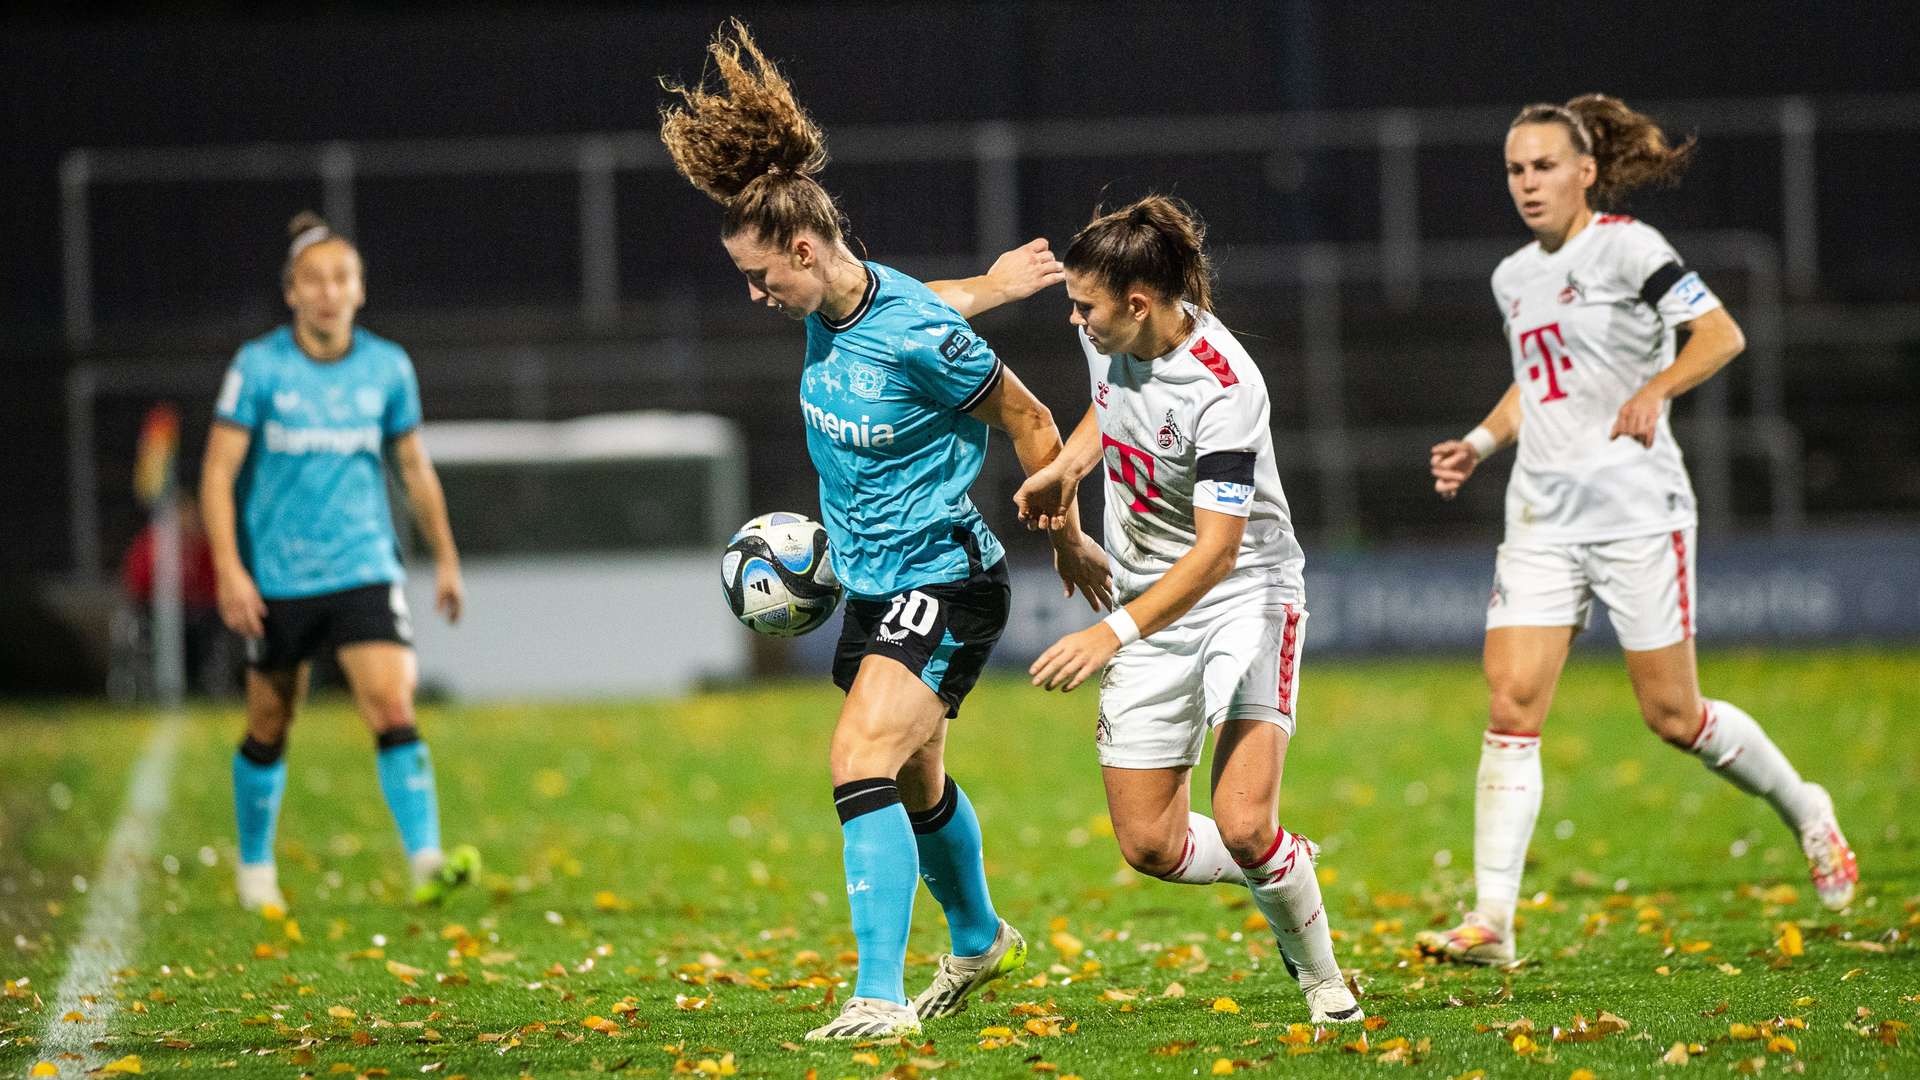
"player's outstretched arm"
926,238,1065,319
201,423,267,638
1610,306,1745,448
392,432,465,624
1015,404,1101,531
1431,383,1522,499
971,371,1112,610
1031,508,1244,692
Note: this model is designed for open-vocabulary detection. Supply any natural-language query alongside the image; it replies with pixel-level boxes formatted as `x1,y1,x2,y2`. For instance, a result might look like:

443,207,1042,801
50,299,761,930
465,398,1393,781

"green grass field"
2,648,1916,1079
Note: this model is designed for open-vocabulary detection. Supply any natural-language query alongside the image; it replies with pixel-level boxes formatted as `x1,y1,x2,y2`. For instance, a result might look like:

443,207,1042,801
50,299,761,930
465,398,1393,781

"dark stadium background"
2,1,1916,689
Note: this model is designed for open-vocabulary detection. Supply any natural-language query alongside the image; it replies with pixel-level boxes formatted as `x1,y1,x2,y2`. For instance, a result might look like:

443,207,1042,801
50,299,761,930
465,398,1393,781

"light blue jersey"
214,325,420,599
802,262,1007,599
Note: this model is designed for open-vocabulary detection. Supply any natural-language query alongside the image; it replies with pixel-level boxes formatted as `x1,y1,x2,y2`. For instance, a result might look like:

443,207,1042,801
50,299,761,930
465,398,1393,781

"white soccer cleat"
1414,912,1516,967
236,862,287,914
911,919,1028,1020
1303,977,1365,1024
803,996,922,1041
1797,783,1858,911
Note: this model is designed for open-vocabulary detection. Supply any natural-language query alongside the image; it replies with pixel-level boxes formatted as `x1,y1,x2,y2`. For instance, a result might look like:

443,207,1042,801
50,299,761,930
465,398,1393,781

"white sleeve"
1620,224,1722,325
1191,386,1264,518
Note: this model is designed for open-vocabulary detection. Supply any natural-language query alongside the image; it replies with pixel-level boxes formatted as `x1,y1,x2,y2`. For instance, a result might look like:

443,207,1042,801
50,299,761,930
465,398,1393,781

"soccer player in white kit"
1418,95,1858,966
1017,196,1362,1024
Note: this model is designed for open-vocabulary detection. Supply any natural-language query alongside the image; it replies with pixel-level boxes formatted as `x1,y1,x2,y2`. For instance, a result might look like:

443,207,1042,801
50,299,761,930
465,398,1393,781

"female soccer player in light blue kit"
660,22,1111,1040
201,212,478,913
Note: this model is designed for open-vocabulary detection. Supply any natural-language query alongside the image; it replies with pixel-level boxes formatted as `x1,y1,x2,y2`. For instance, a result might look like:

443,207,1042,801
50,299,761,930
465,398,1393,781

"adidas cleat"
1797,784,1858,911
804,995,922,1041
1415,913,1516,967
911,919,1028,1020
411,844,481,906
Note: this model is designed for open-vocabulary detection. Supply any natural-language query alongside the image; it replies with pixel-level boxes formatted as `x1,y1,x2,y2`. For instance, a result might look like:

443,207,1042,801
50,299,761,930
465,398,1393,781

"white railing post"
1780,97,1818,300
320,141,357,237
61,150,94,349
578,136,620,329
67,364,101,583
1379,110,1420,309
1301,244,1358,539
973,121,1019,272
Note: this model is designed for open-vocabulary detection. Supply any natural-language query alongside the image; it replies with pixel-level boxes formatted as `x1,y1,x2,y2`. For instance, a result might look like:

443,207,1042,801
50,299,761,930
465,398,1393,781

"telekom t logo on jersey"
1103,434,1159,512
1518,322,1572,402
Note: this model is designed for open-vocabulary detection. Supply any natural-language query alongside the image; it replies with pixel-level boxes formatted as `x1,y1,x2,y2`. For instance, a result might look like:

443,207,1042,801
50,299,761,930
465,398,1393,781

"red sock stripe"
1276,604,1303,715
1237,827,1290,873
1671,530,1694,639
1168,829,1196,879
1483,733,1540,750
1688,700,1716,751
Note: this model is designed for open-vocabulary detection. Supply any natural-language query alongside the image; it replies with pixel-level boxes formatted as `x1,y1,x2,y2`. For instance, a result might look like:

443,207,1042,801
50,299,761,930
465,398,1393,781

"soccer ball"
721,512,842,636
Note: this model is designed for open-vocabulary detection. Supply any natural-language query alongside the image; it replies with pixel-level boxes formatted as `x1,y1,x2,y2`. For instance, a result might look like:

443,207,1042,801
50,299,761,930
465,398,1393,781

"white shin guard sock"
1159,812,1249,886
1239,830,1341,986
1473,733,1542,936
1687,699,1818,827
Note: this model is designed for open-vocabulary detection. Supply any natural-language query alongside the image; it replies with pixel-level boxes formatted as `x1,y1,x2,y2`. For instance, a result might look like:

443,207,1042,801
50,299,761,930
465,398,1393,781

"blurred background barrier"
4,6,1916,696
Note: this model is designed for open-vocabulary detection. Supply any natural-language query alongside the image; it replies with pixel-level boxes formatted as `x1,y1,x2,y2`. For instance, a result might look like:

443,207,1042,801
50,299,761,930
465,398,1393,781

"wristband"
1103,608,1141,647
1462,425,1499,462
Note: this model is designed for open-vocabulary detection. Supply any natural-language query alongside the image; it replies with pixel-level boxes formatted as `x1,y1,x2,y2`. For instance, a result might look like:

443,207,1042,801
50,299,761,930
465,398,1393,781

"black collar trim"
821,266,877,332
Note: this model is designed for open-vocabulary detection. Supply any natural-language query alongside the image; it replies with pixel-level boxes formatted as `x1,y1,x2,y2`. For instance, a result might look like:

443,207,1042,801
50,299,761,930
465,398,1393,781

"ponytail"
659,19,847,248
1062,195,1215,312
1512,94,1695,209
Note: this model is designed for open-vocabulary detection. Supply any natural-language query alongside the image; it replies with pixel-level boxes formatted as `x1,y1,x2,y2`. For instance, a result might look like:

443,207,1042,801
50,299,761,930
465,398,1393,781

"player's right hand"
1015,465,1076,531
986,237,1066,304
1052,531,1113,612
216,568,268,638
1429,439,1480,500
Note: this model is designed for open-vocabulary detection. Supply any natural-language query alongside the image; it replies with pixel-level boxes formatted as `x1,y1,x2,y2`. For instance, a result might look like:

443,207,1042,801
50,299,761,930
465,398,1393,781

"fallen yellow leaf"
1661,1041,1690,1065
1049,931,1085,959
1211,1059,1234,1076
1212,997,1241,1014
283,919,304,943
30,1064,58,1078
99,1056,143,1075
1767,1035,1797,1053
1776,922,1804,957
327,1005,355,1019
850,1052,880,1066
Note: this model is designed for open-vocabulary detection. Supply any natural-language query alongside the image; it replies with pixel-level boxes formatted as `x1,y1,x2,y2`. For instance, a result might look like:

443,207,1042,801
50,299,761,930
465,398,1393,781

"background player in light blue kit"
200,212,479,912
660,21,1111,1040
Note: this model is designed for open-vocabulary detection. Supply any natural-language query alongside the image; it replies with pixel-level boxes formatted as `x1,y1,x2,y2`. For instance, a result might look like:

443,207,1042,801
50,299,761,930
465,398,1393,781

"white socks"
1159,812,1248,886
1686,699,1819,827
1238,830,1341,986
1472,733,1542,937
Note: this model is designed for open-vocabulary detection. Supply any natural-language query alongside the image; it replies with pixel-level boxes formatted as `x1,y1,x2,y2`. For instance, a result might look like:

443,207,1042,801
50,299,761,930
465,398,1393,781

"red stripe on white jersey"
1189,338,1238,387
1276,604,1303,715
1671,530,1694,639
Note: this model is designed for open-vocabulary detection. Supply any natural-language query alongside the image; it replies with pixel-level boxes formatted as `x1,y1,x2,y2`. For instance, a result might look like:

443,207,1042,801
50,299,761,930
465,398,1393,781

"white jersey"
1492,214,1723,543
1081,308,1304,614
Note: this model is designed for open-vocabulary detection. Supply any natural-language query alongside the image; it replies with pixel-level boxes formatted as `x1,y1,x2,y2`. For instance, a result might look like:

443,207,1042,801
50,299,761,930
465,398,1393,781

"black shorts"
832,560,1010,718
248,582,413,672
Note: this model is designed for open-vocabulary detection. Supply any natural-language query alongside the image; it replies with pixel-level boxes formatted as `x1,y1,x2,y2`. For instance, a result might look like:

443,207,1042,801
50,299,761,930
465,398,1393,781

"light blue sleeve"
385,350,423,437
214,346,267,430
901,314,1005,413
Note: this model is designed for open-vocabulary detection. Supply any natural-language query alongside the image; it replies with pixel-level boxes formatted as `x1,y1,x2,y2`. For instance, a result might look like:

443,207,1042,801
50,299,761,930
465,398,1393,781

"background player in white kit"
1419,95,1857,966
1017,196,1362,1024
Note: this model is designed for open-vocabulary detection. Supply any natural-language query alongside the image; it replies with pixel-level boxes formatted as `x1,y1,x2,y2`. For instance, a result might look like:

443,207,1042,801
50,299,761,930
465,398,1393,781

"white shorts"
1095,601,1305,769
1485,528,1697,651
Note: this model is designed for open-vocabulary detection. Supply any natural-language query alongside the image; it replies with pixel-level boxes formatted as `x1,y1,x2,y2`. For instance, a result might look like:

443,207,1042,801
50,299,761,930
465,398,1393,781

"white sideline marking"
36,708,184,1072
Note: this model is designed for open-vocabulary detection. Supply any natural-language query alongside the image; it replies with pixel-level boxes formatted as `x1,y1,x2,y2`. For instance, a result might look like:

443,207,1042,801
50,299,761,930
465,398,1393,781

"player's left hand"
1015,462,1077,531
1030,623,1121,692
436,562,465,624
1051,530,1113,612
1609,387,1664,448
987,238,1066,303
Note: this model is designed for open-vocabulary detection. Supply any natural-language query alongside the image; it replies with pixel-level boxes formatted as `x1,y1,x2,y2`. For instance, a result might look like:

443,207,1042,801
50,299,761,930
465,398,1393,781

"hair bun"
287,210,330,239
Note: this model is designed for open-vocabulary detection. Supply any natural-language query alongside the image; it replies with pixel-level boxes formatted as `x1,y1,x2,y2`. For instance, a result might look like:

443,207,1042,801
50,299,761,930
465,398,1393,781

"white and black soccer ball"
721,512,842,637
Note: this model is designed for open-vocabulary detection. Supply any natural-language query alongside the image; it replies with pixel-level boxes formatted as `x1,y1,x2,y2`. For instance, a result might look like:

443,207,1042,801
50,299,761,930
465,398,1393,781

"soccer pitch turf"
2,648,1915,1079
